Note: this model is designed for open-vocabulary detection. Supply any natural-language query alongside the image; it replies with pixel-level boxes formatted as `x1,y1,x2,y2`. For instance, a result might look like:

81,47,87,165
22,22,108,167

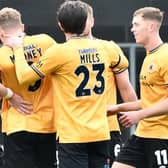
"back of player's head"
0,7,22,31
57,0,88,34
133,7,164,28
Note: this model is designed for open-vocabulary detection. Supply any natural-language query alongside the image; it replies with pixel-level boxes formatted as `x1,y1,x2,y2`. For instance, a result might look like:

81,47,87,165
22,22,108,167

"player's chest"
140,58,162,85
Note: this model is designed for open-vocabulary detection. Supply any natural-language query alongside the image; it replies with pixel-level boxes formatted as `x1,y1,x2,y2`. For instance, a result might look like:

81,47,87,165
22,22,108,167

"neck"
65,33,90,41
145,33,163,52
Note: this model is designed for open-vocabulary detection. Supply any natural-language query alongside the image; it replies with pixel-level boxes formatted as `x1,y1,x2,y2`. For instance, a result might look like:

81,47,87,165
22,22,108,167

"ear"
58,22,64,32
148,22,156,32
91,16,94,28
0,29,5,42
149,23,154,31
0,29,3,37
21,23,25,32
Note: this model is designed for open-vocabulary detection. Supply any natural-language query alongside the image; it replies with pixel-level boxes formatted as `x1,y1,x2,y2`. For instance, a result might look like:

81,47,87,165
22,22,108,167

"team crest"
148,63,155,73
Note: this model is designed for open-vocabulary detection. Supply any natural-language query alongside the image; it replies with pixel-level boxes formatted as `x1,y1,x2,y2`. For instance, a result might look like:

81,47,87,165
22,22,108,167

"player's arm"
133,55,168,118
113,42,137,102
115,69,137,102
132,86,168,119
14,47,42,84
137,97,168,118
119,56,168,127
107,42,140,116
14,45,58,85
118,97,168,127
3,33,41,83
4,33,59,84
0,83,33,114
0,83,13,98
107,100,141,116
109,41,129,71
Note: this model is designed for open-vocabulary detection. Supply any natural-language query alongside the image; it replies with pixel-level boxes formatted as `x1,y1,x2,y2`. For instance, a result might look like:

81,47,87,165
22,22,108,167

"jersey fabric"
106,41,128,132
14,38,128,143
135,43,168,139
106,41,127,166
0,34,56,134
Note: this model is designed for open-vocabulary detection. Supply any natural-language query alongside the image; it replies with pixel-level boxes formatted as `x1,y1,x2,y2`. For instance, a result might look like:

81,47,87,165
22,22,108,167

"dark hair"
57,0,88,34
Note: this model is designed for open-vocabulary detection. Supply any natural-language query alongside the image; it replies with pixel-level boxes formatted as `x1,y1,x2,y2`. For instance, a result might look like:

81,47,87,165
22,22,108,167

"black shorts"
108,131,122,166
115,135,168,168
4,131,57,168
58,140,110,168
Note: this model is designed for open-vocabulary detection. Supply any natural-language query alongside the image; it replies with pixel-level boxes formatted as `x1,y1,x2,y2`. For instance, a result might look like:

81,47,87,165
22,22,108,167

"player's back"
44,38,128,143
0,34,56,134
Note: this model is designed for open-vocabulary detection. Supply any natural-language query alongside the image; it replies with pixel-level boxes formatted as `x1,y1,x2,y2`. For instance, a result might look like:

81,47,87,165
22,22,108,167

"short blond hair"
133,7,164,27
0,7,22,30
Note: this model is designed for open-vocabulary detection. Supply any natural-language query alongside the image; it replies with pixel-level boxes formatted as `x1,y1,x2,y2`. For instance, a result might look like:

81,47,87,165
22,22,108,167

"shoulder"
27,33,55,41
0,45,12,55
94,38,110,45
160,43,168,53
152,44,168,68
0,46,13,68
25,33,57,49
45,42,62,54
94,39,121,51
157,43,168,59
97,39,121,56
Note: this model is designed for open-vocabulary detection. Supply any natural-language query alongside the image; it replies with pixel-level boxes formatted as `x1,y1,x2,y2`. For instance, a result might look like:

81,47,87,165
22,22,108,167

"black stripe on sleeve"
114,68,128,75
31,65,45,79
110,54,121,69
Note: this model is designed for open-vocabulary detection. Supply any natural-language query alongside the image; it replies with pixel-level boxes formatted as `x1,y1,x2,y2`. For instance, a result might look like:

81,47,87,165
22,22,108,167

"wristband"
4,88,14,99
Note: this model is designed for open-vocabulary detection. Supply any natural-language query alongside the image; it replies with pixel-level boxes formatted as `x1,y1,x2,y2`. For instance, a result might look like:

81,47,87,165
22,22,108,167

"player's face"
131,14,150,45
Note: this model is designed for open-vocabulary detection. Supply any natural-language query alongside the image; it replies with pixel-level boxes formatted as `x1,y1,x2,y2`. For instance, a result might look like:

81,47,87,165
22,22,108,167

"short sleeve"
107,41,129,74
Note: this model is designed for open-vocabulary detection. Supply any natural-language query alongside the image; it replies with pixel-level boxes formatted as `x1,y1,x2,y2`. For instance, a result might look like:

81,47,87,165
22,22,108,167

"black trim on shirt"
31,65,45,78
114,68,128,74
149,43,164,54
110,54,121,69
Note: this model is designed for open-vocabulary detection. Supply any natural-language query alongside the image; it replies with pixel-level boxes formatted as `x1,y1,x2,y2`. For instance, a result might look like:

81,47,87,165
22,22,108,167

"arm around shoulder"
107,100,141,116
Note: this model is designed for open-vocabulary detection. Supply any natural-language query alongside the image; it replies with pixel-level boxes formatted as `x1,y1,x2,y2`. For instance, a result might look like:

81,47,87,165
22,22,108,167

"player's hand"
8,94,33,115
119,111,141,127
107,105,119,116
3,32,25,49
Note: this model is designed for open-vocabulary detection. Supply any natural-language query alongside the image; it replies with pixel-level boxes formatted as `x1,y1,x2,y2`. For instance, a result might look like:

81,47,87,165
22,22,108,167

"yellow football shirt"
106,41,128,131
0,34,56,134
135,43,168,139
14,38,128,143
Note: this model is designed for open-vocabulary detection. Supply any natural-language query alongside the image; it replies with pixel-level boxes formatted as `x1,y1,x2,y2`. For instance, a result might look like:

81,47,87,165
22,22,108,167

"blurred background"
0,0,168,159
0,0,167,42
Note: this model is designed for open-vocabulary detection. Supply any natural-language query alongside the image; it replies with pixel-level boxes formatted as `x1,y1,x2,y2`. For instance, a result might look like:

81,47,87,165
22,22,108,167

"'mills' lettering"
80,53,100,64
